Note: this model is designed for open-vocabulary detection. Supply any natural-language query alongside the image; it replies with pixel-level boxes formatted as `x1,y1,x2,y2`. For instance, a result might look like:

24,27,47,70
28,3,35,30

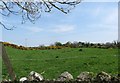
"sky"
1,1,118,47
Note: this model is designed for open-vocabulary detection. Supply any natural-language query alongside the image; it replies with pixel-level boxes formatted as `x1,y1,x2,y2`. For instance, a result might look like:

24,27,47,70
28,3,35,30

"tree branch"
0,0,81,30
0,22,14,30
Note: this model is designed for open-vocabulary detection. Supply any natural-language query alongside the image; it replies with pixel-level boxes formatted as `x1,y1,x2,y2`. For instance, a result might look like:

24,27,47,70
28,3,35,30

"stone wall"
2,71,120,83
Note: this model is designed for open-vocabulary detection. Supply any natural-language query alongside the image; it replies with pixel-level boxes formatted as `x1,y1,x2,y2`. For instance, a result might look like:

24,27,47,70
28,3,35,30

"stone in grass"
76,72,94,82
27,71,44,82
95,71,111,82
111,76,120,82
19,77,28,82
57,71,73,81
2,79,11,82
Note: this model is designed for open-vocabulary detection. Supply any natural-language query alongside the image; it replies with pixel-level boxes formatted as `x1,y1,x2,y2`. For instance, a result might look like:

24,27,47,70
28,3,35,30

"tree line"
2,41,120,50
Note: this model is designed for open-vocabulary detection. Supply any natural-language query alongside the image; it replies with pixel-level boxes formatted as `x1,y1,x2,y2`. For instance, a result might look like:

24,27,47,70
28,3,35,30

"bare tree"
0,0,81,30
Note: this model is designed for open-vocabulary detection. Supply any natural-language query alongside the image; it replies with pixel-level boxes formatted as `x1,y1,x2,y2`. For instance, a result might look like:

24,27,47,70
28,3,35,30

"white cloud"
52,24,75,33
84,6,118,42
25,27,43,33
104,8,118,25
89,7,118,29
101,8,118,31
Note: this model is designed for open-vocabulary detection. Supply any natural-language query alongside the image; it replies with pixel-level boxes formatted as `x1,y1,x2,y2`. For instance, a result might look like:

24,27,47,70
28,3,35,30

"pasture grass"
2,47,118,79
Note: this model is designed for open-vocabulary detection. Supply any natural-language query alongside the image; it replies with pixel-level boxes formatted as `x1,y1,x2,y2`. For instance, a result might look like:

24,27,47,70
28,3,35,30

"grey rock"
2,79,11,82
76,72,93,82
95,71,111,82
19,77,28,82
27,71,44,81
57,71,73,81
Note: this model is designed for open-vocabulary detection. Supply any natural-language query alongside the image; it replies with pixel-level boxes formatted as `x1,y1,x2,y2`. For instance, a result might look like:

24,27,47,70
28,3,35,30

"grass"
2,47,118,79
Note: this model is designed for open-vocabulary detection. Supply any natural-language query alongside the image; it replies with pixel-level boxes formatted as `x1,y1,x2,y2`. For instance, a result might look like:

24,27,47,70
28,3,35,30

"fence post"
0,43,2,82
2,43,16,81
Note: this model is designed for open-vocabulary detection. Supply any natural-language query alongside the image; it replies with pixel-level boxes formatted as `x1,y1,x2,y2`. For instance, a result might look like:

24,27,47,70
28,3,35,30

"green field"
2,47,118,79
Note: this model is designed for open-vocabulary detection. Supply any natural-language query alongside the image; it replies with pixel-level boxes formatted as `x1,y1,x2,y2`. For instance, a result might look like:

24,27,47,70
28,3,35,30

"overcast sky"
1,1,118,46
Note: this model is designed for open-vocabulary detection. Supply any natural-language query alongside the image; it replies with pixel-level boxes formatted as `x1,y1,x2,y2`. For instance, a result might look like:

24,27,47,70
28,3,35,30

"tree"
105,42,112,48
54,42,62,46
0,0,81,30
71,41,79,48
64,41,72,47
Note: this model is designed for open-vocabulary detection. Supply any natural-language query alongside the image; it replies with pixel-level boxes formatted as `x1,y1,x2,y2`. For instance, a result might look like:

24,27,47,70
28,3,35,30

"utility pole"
25,38,28,47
